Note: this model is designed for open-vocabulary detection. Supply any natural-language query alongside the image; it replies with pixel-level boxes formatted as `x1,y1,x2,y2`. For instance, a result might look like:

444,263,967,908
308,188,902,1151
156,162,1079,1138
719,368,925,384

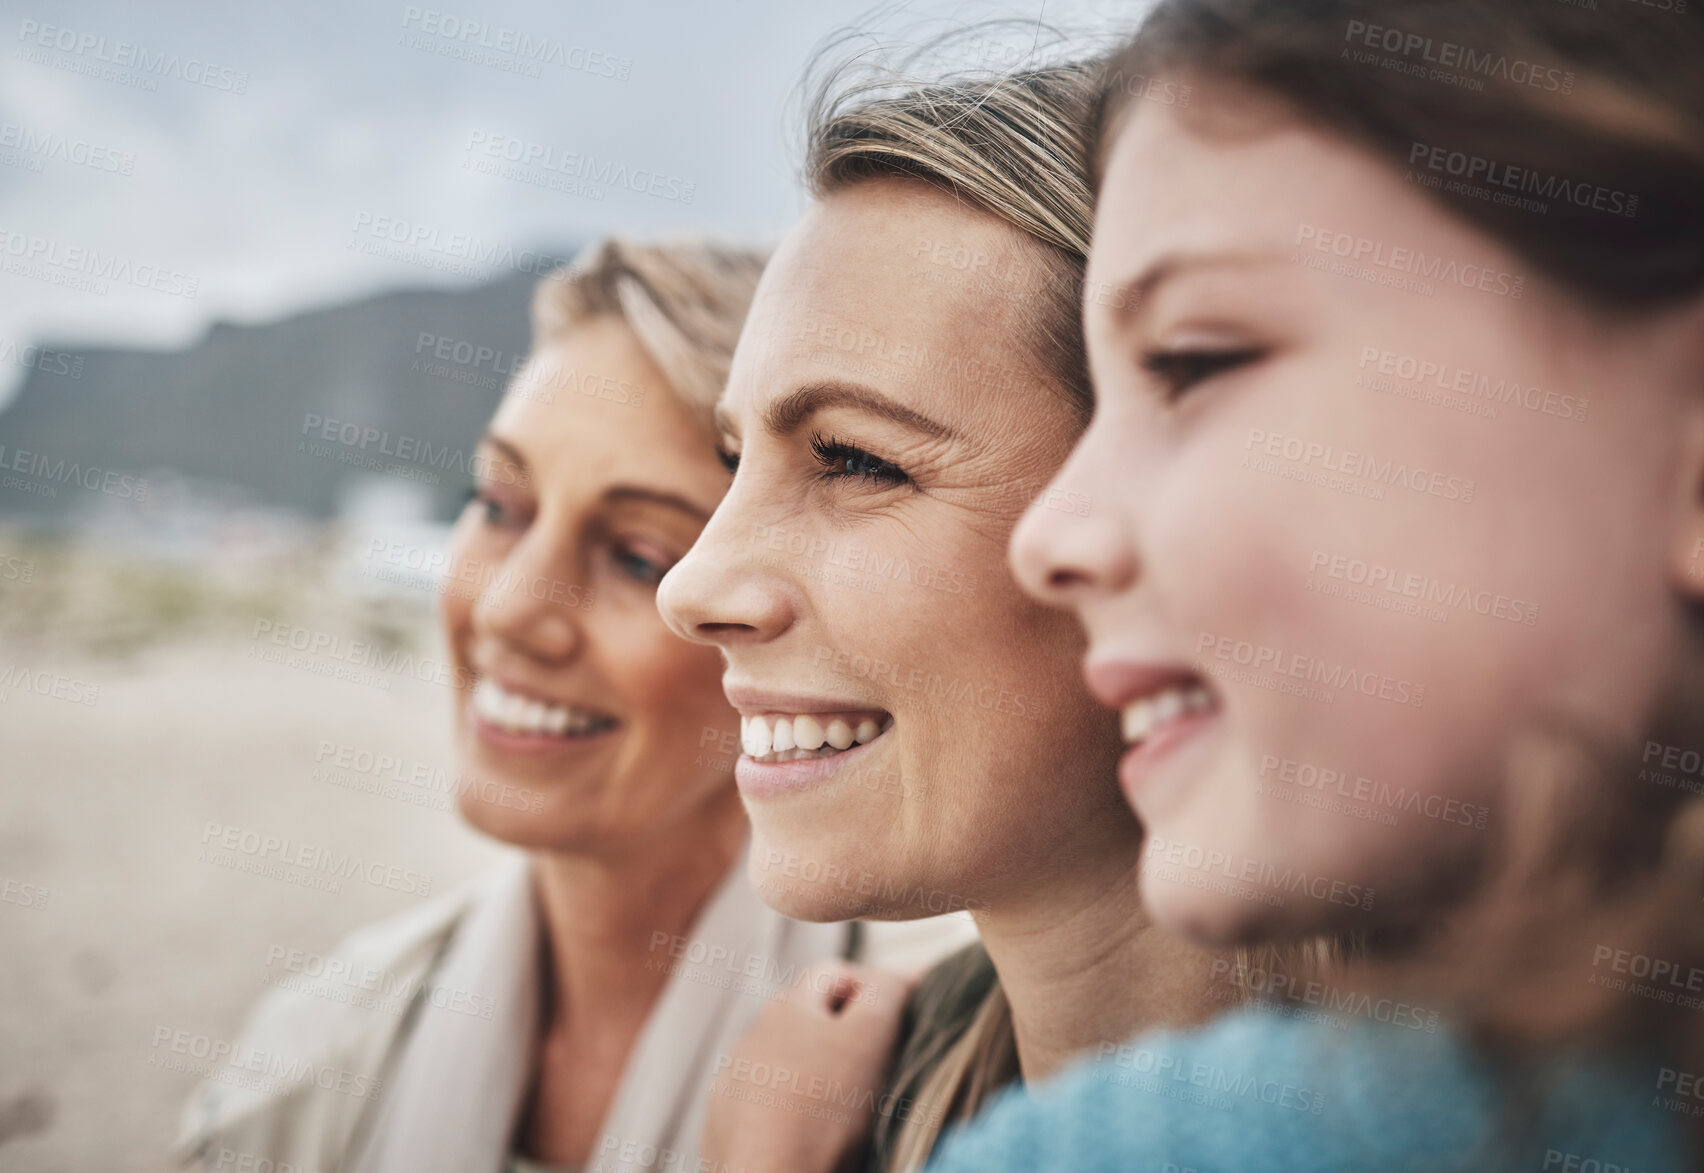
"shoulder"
174,858,521,1168
925,1010,1691,1173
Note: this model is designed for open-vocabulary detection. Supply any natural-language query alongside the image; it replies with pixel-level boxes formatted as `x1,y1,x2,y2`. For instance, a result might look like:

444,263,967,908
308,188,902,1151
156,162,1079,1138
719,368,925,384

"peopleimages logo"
1295,224,1524,300
1243,428,1476,505
16,19,251,93
0,444,148,502
1306,550,1539,627
1342,19,1575,93
463,131,696,204
399,7,632,80
347,211,569,279
0,121,136,174
249,618,473,691
198,821,433,897
1408,142,1638,219
1148,835,1377,912
0,229,200,298
1195,629,1426,709
1355,346,1587,423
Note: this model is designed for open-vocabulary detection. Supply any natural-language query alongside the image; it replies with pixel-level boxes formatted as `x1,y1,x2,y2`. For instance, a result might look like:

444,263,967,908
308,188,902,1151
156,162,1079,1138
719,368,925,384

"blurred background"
0,2,1131,1168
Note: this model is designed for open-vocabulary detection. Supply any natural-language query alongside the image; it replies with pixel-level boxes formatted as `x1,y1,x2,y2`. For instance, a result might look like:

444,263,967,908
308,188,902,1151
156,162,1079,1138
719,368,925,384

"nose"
658,480,798,649
1009,434,1138,606
469,528,582,664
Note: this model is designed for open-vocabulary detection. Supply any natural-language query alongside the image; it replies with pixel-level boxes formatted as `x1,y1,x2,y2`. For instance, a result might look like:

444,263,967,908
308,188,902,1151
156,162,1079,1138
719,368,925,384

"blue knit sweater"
925,1009,1691,1172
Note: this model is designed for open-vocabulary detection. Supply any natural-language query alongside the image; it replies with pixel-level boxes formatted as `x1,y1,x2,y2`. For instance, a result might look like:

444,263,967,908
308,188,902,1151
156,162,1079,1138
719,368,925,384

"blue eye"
464,486,520,528
809,433,909,486
613,545,668,586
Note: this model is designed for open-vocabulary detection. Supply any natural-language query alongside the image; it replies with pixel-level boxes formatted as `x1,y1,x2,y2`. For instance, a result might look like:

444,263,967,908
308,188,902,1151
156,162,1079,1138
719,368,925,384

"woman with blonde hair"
659,60,1240,1173
175,237,968,1173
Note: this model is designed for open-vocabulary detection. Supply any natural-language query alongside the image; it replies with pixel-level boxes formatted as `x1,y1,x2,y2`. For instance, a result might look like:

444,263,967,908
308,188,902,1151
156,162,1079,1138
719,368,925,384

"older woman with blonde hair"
176,237,970,1173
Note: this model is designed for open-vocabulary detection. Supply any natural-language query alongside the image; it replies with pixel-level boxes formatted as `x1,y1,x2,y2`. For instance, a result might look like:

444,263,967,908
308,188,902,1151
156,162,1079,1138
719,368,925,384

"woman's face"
1012,86,1704,945
442,318,744,854
657,179,1134,922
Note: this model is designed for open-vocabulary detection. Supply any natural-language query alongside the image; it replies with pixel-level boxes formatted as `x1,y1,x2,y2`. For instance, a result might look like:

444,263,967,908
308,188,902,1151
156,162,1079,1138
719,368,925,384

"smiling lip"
1083,657,1220,805
723,682,894,799
467,676,619,756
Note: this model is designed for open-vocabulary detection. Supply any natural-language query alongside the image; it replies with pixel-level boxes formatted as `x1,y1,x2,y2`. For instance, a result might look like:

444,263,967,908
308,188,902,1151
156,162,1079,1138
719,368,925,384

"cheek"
1151,405,1496,830
609,618,735,740
439,521,485,665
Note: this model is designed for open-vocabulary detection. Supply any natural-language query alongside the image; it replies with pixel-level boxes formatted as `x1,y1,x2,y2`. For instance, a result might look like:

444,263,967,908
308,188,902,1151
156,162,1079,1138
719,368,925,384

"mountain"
0,268,552,526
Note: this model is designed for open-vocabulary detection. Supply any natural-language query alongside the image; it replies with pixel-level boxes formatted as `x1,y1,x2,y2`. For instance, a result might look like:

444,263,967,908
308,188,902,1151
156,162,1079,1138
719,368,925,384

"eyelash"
809,433,910,486
612,544,668,586
464,485,520,528
717,445,740,474
1141,347,1263,400
465,486,669,587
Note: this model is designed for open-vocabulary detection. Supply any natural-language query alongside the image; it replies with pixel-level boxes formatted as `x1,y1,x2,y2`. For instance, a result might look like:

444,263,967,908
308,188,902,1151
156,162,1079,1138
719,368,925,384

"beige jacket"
175,849,975,1173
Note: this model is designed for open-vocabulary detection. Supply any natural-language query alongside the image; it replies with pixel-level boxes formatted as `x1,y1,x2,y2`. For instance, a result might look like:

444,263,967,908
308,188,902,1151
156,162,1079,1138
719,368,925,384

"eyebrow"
753,379,957,442
478,434,710,520
477,433,529,472
1104,250,1291,327
604,485,712,521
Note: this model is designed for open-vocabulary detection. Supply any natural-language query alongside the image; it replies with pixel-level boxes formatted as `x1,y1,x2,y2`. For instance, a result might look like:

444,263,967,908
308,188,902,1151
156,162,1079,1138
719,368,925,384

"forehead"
489,318,714,484
1092,94,1391,290
726,178,1052,426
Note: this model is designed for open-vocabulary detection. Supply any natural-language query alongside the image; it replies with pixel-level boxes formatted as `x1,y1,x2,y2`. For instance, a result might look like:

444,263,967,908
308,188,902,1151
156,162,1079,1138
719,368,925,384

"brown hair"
529,236,768,433
1097,0,1704,309
803,59,1103,1169
1098,0,1704,1153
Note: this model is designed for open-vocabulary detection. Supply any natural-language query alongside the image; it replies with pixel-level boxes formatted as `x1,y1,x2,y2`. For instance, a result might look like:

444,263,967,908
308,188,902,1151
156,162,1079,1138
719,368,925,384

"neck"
975,847,1224,1083
529,788,747,1036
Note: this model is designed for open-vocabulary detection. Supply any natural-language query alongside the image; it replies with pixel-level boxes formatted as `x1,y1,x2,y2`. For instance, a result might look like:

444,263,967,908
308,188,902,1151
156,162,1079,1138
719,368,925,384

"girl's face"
658,179,1136,923
1012,85,1704,945
442,318,744,855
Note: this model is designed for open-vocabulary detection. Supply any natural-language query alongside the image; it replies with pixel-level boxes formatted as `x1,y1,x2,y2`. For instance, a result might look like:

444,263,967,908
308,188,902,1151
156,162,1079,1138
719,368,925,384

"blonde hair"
807,60,1103,426
529,236,768,433
802,61,1103,1170
887,978,1018,1173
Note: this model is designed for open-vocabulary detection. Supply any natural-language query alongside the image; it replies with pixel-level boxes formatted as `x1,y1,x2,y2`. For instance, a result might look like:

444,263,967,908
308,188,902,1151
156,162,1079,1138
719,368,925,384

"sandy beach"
0,573,502,1171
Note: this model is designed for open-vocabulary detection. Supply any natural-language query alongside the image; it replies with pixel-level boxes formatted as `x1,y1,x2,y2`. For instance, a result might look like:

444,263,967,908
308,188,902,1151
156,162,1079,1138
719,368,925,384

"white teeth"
743,715,772,757
739,711,890,764
473,678,613,737
1121,685,1213,747
793,714,826,751
1122,698,1156,744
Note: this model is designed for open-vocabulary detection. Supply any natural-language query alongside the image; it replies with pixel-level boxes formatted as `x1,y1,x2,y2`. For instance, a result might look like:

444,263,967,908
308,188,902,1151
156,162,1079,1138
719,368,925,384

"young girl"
929,0,1704,1168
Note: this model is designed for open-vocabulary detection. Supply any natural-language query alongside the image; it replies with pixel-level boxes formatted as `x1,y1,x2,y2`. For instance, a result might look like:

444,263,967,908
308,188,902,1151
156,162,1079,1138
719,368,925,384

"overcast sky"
0,0,1142,405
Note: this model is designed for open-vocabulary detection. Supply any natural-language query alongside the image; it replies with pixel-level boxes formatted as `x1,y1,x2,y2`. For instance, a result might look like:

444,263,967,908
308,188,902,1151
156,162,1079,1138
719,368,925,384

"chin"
1141,861,1271,950
455,789,558,850
744,831,883,922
